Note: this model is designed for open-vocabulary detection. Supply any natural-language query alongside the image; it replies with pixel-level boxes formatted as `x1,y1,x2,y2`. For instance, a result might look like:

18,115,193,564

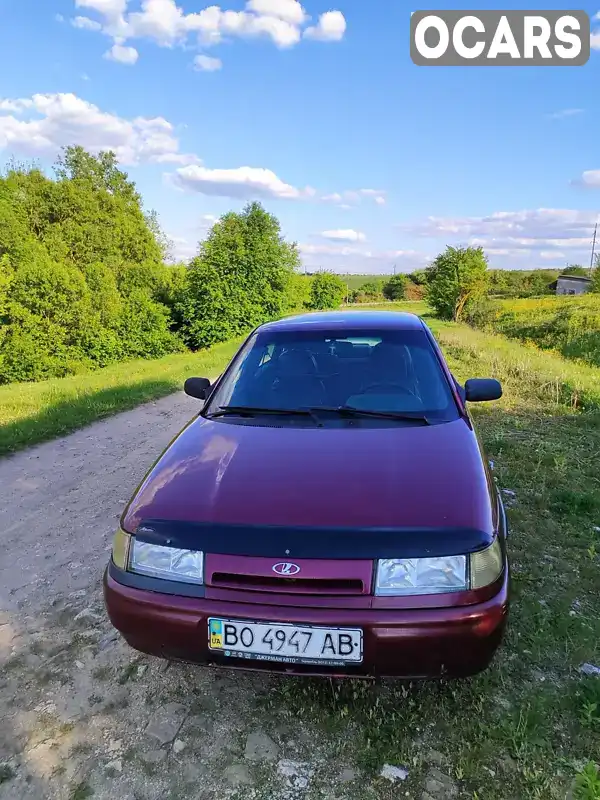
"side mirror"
465,378,502,402
184,377,211,400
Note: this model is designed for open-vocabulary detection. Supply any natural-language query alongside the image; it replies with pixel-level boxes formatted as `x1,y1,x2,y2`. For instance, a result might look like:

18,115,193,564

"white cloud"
104,43,139,63
217,11,302,48
0,91,197,166
547,108,584,120
194,54,222,71
398,208,598,269
399,208,598,243
0,98,34,112
321,229,366,243
304,10,346,41
581,170,600,187
75,0,127,19
201,213,218,223
72,15,103,30
321,188,387,206
70,0,345,66
55,13,65,22
173,164,312,200
168,235,198,261
246,0,307,25
592,30,600,49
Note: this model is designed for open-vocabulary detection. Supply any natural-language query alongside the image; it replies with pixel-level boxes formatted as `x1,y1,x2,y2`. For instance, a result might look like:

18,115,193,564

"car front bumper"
103,564,509,679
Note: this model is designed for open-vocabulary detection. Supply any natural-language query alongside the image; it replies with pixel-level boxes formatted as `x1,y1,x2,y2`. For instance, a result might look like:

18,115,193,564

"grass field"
0,338,244,456
476,294,600,369
341,273,390,291
1,303,599,797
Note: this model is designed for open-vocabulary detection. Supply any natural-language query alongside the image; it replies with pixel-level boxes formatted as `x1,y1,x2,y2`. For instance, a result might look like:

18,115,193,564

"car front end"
104,509,509,678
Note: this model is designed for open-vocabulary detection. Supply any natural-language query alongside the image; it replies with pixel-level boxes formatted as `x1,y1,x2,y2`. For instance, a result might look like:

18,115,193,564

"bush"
462,296,499,331
383,274,407,301
308,271,346,310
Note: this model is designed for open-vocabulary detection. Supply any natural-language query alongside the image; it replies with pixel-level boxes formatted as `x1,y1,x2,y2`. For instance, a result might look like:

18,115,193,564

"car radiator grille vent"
210,572,364,595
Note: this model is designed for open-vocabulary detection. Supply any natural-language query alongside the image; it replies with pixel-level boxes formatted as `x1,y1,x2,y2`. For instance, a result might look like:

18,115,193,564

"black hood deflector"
134,518,497,559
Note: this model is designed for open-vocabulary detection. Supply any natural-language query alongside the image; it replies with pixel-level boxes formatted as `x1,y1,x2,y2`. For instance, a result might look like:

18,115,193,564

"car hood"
123,416,497,535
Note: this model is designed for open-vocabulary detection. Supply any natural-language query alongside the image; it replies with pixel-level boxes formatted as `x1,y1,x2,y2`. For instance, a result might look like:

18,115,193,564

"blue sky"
1,0,600,273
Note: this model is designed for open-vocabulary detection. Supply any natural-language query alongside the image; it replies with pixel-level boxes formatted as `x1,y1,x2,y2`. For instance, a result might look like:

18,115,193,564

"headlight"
470,538,503,589
128,538,204,584
375,556,467,596
375,539,504,596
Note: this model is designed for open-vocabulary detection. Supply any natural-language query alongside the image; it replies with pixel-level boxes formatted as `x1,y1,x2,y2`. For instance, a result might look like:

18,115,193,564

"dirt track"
0,394,457,800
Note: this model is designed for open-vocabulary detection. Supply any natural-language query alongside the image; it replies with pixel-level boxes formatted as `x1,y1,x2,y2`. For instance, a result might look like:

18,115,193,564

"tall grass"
471,294,600,369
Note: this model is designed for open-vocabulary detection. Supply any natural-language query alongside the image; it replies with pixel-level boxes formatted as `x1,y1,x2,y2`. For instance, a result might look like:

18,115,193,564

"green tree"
285,271,312,312
179,202,300,349
383,274,407,300
308,271,346,310
361,280,383,299
408,269,428,286
591,258,600,293
426,245,489,321
562,264,588,277
0,147,182,383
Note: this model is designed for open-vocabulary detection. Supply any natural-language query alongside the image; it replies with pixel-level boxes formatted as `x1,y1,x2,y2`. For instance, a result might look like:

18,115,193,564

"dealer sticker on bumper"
208,618,363,665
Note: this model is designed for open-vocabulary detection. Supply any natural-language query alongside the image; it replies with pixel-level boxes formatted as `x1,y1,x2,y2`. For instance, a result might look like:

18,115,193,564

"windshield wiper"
309,406,431,424
207,405,320,422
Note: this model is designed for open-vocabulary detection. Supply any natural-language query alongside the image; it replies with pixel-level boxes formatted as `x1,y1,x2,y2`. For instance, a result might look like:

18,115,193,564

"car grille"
210,572,365,595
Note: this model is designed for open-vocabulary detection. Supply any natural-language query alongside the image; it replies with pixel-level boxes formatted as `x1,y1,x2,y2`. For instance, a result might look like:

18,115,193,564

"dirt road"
0,394,457,800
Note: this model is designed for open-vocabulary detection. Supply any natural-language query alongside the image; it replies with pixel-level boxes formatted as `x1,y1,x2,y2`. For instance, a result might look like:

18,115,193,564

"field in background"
472,294,600,369
342,274,389,290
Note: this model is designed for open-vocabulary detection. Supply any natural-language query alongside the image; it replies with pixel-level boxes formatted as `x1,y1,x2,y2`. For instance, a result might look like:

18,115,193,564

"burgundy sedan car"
104,311,509,678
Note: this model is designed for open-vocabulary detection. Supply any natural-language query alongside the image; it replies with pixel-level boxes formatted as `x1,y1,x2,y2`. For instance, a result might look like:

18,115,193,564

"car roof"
258,310,425,334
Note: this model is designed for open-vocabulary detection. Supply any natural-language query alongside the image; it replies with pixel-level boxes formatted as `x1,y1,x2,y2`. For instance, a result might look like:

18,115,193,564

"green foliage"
382,274,408,301
408,269,428,286
574,762,600,800
562,264,589,277
591,262,600,294
462,295,499,330
308,270,346,310
487,268,558,298
285,271,312,312
179,202,301,349
0,147,182,384
349,279,384,303
426,245,489,321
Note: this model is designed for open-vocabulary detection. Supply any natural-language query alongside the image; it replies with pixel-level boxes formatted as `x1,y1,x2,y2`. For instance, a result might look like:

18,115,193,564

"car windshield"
204,327,459,422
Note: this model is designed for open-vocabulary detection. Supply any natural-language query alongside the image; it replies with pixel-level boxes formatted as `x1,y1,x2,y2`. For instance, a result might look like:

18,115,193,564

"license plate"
208,618,363,666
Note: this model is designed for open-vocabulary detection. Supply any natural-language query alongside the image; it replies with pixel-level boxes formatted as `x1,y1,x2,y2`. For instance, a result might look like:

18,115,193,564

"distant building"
549,275,592,295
